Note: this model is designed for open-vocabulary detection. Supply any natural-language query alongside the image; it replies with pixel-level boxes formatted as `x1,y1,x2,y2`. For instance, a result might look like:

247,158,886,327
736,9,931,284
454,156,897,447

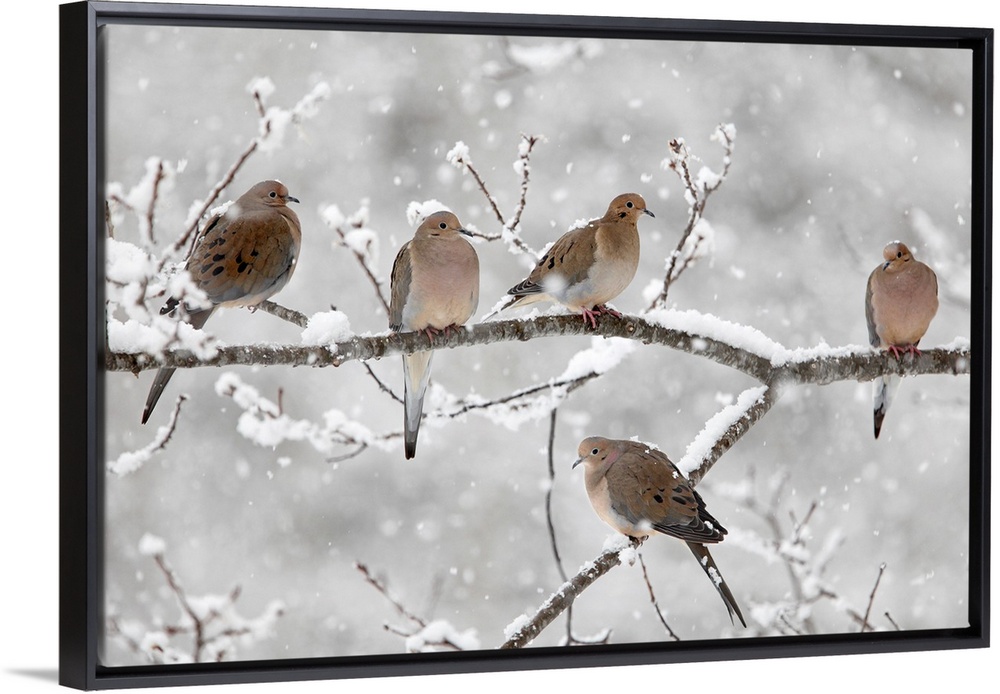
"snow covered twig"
108,536,284,664
648,124,736,310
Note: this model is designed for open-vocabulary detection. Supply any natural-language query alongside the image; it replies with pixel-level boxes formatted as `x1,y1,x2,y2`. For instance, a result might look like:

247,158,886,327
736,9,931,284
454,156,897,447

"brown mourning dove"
490,193,653,328
574,436,746,627
865,241,939,438
389,211,480,459
141,180,302,424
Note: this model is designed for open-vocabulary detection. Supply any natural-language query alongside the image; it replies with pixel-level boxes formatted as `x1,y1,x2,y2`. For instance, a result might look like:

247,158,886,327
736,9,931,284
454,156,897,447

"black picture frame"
60,1,992,690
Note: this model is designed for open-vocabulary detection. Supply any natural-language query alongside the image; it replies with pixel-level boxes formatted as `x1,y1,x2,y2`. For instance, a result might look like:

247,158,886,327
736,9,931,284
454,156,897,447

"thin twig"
648,125,735,310
638,552,680,640
354,561,469,652
449,136,538,255
860,563,887,632
355,562,426,628
329,217,391,315
361,362,403,404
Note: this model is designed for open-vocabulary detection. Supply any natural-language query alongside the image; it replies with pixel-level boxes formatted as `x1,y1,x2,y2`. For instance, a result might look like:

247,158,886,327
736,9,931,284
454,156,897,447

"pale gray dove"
141,180,302,424
865,241,939,438
574,436,746,627
389,210,480,459
490,193,653,328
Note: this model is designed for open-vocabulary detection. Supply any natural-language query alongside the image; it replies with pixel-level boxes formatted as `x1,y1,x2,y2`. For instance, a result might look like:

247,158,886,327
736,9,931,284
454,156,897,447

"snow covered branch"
107,395,187,476
500,535,639,649
107,535,285,664
106,312,971,389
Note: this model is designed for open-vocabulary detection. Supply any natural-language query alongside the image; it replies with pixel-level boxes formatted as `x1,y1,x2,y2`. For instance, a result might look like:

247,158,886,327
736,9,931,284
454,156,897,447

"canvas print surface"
100,22,972,666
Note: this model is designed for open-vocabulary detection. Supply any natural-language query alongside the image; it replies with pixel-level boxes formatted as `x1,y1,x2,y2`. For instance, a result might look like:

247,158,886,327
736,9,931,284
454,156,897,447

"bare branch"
638,552,680,641
355,562,427,628
860,563,887,633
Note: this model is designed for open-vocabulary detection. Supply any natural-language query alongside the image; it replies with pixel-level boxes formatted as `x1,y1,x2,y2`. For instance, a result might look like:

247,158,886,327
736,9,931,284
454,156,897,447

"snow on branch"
107,395,188,476
500,534,637,648
321,201,390,315
106,156,178,248
107,535,285,664
679,385,778,487
355,562,480,653
447,134,542,256
716,473,899,635
106,312,971,389
647,124,736,310
214,372,388,462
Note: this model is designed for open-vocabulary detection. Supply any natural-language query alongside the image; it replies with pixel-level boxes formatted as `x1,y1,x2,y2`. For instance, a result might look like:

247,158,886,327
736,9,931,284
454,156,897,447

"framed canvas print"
59,1,991,689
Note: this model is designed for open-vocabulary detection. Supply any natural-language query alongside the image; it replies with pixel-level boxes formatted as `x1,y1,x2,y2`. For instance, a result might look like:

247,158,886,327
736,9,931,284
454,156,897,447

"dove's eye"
897,251,902,258
439,222,448,230
269,191,278,198
626,201,634,208
591,448,600,455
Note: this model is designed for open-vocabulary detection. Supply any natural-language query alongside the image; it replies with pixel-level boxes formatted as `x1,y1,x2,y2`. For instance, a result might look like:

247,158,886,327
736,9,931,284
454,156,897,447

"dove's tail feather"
687,542,747,628
402,350,434,459
141,307,215,424
873,373,900,439
482,295,522,322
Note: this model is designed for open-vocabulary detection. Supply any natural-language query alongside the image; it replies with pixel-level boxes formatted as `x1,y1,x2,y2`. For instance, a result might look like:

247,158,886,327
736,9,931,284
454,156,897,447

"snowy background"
98,19,971,666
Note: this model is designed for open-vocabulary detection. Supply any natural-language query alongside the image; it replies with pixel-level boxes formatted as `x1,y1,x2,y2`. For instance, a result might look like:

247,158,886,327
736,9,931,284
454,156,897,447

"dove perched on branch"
488,193,653,328
389,211,480,459
865,241,939,438
141,180,302,424
574,436,746,627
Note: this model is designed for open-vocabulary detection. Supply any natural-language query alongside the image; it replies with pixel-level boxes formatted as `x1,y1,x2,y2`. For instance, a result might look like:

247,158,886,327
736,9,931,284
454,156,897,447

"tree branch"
106,313,971,389
500,536,640,649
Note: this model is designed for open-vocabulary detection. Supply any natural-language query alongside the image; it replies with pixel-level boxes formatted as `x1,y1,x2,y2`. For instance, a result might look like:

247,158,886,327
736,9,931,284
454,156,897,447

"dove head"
881,241,914,272
246,180,300,207
415,210,472,241
607,193,655,222
573,436,623,473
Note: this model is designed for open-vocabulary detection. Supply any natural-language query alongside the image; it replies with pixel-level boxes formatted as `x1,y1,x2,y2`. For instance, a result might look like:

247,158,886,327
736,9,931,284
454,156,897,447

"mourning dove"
865,241,939,438
490,193,653,328
574,436,746,627
389,211,480,459
141,180,302,424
